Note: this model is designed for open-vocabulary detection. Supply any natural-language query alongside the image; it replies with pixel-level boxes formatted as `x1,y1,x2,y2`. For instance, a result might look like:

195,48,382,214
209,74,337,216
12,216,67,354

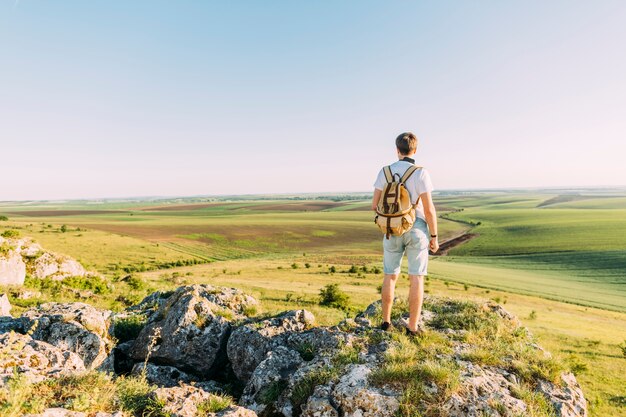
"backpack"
374,164,422,239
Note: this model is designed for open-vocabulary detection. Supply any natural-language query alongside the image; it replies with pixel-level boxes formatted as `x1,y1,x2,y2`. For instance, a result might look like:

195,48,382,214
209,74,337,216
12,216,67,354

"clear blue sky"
1,1,625,200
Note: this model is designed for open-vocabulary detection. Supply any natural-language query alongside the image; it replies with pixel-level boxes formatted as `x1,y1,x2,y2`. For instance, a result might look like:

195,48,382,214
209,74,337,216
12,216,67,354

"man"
372,132,439,336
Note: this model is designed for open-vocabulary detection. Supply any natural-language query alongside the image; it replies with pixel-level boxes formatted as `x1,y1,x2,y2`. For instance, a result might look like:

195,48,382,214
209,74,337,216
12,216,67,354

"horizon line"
2,184,626,204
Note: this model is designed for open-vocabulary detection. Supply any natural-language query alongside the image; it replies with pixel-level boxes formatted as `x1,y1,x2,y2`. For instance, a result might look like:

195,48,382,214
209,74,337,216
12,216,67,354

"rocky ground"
0,283,587,417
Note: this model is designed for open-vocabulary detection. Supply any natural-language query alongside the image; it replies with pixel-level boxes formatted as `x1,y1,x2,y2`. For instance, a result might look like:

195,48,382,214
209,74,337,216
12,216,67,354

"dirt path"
435,232,479,256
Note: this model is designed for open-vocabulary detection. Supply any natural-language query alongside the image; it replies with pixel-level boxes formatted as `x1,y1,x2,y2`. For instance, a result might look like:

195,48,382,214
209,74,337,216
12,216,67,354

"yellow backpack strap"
400,165,421,184
383,166,393,183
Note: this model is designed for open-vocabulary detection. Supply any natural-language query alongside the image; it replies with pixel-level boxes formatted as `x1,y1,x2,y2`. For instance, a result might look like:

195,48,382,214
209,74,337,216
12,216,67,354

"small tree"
60,224,68,233
319,284,350,311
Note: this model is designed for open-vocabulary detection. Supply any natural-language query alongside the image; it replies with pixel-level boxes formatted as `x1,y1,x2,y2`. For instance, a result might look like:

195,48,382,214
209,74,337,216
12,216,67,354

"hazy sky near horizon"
1,1,625,200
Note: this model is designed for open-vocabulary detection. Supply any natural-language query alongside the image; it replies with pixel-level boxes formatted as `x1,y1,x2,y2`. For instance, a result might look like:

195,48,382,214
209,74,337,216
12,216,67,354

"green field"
1,190,626,416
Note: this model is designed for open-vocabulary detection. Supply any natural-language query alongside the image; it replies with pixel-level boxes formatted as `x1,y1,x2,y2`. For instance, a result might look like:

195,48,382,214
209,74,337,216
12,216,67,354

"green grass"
0,371,167,417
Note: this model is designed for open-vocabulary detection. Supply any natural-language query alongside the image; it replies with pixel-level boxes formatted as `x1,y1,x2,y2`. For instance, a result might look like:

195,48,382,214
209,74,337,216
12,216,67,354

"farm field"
1,190,626,416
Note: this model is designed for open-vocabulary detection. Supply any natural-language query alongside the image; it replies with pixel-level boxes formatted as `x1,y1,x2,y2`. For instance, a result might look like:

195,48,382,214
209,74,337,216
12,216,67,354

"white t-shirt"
374,161,434,221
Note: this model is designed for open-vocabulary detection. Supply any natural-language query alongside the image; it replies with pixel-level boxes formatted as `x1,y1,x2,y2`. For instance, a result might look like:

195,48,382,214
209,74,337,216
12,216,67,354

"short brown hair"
395,132,418,155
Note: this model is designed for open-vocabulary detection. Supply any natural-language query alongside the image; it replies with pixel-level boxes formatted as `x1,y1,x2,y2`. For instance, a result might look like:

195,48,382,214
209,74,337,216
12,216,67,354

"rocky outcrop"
0,237,26,286
0,285,588,417
129,284,258,378
149,383,255,417
0,293,11,316
0,237,96,285
0,331,85,386
443,361,529,416
20,302,114,369
536,372,588,417
130,362,223,390
321,364,400,417
227,309,316,382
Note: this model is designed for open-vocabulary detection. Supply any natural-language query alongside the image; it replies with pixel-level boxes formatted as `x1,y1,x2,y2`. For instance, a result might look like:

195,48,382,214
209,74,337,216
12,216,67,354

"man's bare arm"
372,189,382,211
421,191,439,253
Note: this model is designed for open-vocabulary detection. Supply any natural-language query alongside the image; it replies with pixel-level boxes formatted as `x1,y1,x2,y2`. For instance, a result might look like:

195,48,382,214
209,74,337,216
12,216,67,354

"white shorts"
382,218,430,276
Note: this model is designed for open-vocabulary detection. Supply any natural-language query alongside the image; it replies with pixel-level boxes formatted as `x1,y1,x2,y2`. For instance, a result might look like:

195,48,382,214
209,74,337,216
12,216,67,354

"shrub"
319,284,350,311
64,275,111,295
328,266,336,273
113,315,148,343
527,310,537,320
60,225,68,233
619,340,626,358
0,215,8,221
304,263,311,269
348,265,358,273
126,275,145,290
1,229,20,238
463,284,469,291
291,263,298,269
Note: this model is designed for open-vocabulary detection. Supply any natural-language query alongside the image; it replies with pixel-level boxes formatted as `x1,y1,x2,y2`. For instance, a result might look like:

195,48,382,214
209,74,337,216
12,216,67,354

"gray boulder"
21,302,114,369
0,238,26,286
536,372,588,417
0,331,85,386
443,361,528,417
131,362,211,388
240,346,303,414
130,284,257,378
328,364,400,417
227,310,315,382
149,383,256,417
0,293,11,316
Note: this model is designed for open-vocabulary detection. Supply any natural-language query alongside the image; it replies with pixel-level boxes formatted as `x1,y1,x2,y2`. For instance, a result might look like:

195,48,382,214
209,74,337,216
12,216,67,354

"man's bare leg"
381,273,399,323
407,275,424,332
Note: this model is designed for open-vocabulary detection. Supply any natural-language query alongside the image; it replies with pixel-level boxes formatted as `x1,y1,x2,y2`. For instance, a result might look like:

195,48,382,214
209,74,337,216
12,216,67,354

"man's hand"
429,237,439,253
372,189,382,211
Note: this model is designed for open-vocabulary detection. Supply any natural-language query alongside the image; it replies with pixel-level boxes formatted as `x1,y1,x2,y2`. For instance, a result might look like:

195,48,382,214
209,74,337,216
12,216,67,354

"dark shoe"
404,327,422,338
380,321,391,331
405,326,424,338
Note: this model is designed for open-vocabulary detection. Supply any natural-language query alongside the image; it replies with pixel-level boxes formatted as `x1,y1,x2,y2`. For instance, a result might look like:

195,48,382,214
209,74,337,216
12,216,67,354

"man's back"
373,159,434,222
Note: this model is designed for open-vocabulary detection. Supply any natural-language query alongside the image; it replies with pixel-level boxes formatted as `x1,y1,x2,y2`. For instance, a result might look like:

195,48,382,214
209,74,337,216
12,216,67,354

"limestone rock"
130,284,257,378
227,309,315,382
150,383,251,417
443,362,527,417
0,238,26,286
536,372,588,417
214,406,258,417
0,331,85,386
21,302,113,369
0,293,11,316
240,346,303,413
331,364,400,417
130,362,199,387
